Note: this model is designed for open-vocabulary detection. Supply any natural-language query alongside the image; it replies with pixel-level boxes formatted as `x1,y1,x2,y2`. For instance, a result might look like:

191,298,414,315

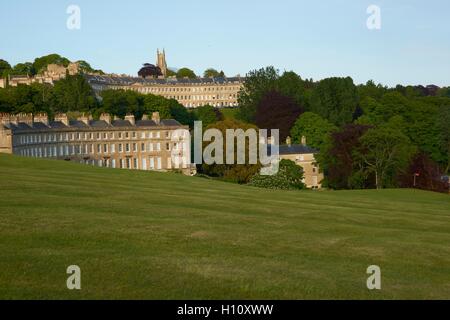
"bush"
249,159,305,190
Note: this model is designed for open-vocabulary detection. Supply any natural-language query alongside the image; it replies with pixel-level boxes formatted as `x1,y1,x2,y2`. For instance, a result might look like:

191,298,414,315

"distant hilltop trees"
0,54,104,78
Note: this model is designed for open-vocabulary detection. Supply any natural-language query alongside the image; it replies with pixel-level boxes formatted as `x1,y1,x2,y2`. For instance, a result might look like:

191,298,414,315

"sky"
1,0,449,87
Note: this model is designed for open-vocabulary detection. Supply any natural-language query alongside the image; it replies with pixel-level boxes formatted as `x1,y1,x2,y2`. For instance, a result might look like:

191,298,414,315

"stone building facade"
2,62,80,88
0,112,194,174
86,75,244,109
278,137,324,189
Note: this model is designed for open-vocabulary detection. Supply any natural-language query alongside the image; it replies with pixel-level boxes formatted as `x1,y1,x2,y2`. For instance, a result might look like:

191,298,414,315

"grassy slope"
0,154,449,300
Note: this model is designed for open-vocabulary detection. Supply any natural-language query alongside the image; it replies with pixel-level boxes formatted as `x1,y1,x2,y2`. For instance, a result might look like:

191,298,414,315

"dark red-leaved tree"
323,124,373,189
254,90,303,142
399,153,449,193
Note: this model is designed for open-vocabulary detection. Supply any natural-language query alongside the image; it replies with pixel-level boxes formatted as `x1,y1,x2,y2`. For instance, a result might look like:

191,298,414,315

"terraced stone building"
0,112,194,174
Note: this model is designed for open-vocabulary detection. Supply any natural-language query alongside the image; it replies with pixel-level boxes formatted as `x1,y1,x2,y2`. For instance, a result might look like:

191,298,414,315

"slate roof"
85,74,245,86
269,144,319,155
3,118,183,132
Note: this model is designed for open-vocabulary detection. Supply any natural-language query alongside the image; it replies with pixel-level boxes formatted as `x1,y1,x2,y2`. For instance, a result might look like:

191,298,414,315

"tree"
399,153,449,193
194,105,223,129
437,104,450,173
203,68,220,78
76,60,104,74
11,62,35,75
0,59,11,76
290,112,337,150
199,119,261,183
176,68,197,79
166,69,177,77
320,124,373,189
51,75,98,113
249,159,305,190
309,77,359,126
236,66,279,123
356,126,416,189
33,54,70,74
254,90,303,142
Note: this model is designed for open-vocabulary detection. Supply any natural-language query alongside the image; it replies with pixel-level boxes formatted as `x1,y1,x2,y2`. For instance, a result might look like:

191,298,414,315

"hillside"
0,154,449,299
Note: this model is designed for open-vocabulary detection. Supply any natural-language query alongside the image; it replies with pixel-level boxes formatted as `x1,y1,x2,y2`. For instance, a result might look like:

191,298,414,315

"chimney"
142,114,149,121
0,113,11,126
17,113,33,125
125,114,135,125
9,114,19,125
54,113,69,126
78,113,92,125
286,136,292,147
34,113,49,125
152,112,160,125
100,113,111,125
301,136,307,146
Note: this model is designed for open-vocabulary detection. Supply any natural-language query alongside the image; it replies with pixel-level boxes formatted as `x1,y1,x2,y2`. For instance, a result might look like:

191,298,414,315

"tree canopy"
176,68,197,79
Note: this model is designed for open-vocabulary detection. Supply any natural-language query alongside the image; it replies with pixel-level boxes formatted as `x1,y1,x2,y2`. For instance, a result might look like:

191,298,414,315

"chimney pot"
125,114,135,125
152,112,160,125
301,136,307,146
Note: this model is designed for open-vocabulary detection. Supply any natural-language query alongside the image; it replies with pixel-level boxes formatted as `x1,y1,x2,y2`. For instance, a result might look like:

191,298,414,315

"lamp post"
413,173,420,187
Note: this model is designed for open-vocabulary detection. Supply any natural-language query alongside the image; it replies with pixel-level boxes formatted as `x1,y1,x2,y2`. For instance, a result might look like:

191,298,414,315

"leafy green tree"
438,104,450,173
166,69,177,77
237,67,307,123
236,66,279,123
11,63,35,75
199,119,261,183
0,59,11,76
356,126,416,189
357,80,388,101
249,159,305,190
33,54,70,74
290,112,337,150
101,89,143,118
51,75,98,113
176,68,197,79
309,77,359,126
203,68,220,78
194,105,223,128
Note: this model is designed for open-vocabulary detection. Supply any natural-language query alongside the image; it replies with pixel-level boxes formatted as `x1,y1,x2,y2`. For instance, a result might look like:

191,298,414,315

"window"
132,132,136,139
149,157,155,169
141,143,145,152
133,158,138,169
166,143,171,151
118,144,123,153
132,143,137,152
111,144,115,153
156,143,161,151
103,144,108,153
97,144,101,153
125,144,130,152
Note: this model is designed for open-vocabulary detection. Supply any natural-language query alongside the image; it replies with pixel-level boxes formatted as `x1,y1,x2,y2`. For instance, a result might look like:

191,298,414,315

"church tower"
156,49,168,78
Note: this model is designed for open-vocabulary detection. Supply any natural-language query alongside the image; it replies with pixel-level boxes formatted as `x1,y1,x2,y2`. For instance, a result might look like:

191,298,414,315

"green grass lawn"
0,154,449,300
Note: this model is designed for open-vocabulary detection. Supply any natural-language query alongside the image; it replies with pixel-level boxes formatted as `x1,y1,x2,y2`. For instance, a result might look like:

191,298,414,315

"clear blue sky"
1,0,449,86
